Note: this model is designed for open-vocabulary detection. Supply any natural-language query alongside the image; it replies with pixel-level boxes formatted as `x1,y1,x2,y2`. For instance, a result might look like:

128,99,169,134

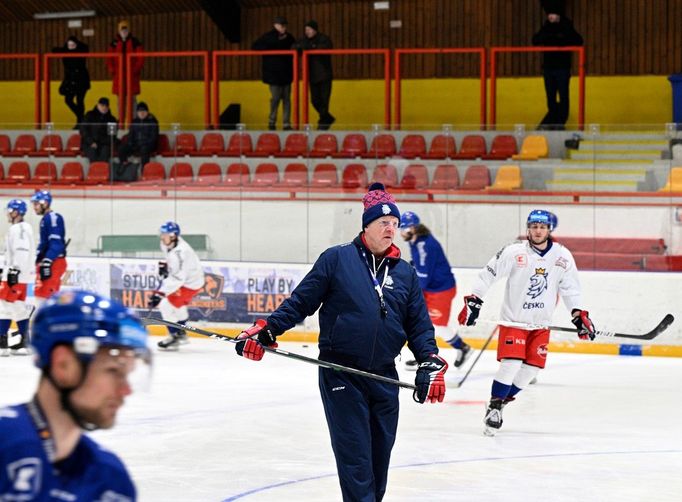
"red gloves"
235,319,278,361
572,309,595,340
458,295,483,326
413,354,448,403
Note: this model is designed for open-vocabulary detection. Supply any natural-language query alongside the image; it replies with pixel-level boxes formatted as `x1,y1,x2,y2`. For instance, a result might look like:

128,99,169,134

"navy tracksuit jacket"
268,234,438,502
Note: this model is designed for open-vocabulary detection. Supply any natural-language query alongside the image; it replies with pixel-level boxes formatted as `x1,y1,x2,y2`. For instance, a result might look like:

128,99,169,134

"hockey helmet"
527,209,555,231
400,211,420,228
30,190,52,206
7,199,27,215
159,221,181,236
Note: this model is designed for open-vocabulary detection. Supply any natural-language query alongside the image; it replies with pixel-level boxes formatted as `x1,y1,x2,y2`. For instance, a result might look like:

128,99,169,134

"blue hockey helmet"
400,211,420,228
6,199,27,215
548,212,558,231
159,221,181,236
30,190,52,206
527,209,556,231
31,290,150,370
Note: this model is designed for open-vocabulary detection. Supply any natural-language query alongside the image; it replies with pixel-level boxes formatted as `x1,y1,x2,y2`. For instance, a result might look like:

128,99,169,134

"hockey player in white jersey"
149,221,205,350
0,200,35,357
458,209,595,435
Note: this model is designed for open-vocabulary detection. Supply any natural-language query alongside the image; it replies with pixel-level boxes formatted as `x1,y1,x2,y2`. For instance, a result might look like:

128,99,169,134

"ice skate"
454,343,472,368
404,359,419,371
9,333,29,356
0,334,8,357
176,331,190,345
483,398,504,436
158,334,180,351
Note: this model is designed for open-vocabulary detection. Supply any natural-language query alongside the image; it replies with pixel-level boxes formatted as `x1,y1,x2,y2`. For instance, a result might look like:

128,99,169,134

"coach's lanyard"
26,396,57,463
361,249,389,317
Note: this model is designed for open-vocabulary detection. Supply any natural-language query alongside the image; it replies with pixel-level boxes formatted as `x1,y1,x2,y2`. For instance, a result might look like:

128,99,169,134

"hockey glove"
148,293,164,308
458,295,483,326
158,261,169,279
39,259,52,281
413,354,449,404
235,319,278,361
572,309,595,341
7,268,20,287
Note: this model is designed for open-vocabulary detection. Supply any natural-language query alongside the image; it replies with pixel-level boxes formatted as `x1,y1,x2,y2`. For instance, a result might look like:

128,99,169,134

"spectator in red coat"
106,20,144,124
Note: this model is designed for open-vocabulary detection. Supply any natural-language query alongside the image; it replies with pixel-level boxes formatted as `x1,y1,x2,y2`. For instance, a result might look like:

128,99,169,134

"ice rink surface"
2,337,682,502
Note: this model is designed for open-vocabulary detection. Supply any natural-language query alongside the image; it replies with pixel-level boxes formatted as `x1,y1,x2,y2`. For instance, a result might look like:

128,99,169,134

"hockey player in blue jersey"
400,211,471,370
31,190,68,307
0,290,152,500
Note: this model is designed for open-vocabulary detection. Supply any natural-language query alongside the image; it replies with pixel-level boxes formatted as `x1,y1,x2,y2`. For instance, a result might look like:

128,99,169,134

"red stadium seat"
0,162,5,181
310,134,338,158
276,133,308,158
6,161,31,183
342,163,368,189
224,163,250,186
398,135,427,159
195,132,225,156
168,162,194,184
33,161,58,183
174,133,198,156
370,164,399,188
0,135,10,155
333,133,367,158
278,163,308,187
426,134,457,159
399,164,429,189
60,162,84,184
455,135,486,159
247,133,281,157
85,162,110,184
224,132,253,156
311,163,339,187
249,163,279,186
364,134,396,158
430,164,459,189
31,134,64,156
7,134,37,157
461,164,491,190
195,162,222,185
64,134,81,156
141,162,166,182
157,134,172,156
483,134,518,160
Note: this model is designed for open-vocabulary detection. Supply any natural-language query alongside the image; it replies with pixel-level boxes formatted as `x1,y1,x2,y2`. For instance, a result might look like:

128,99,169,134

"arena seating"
512,135,549,161
488,164,521,190
659,167,682,192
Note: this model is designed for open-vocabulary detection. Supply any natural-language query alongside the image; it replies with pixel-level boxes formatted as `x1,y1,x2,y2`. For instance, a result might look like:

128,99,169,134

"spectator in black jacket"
532,11,583,130
80,97,118,162
295,20,335,130
252,16,296,130
118,102,159,169
52,36,91,128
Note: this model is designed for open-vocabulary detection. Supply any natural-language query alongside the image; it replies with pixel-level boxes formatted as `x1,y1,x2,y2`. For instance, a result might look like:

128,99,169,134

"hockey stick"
452,326,498,388
143,317,417,390
477,314,674,341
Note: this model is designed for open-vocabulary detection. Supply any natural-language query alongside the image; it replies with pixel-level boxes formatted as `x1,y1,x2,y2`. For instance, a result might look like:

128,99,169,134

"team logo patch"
527,267,548,299
555,257,568,269
515,254,527,267
7,457,42,497
537,343,548,358
384,275,394,289
381,204,391,215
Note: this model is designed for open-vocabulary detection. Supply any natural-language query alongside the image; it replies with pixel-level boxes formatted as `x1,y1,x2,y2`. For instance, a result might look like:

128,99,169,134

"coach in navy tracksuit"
235,183,449,501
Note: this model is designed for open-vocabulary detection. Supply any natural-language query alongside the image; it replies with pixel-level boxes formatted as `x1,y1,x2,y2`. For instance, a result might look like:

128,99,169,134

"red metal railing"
212,50,298,129
301,49,391,128
489,46,585,129
0,54,41,128
44,52,122,125
127,51,210,129
394,48,487,130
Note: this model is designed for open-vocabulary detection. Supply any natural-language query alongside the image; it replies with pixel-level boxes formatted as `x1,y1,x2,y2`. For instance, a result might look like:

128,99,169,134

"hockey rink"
2,337,681,502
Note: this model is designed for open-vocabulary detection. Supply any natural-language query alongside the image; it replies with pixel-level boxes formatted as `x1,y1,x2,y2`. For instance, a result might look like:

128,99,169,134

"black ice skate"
8,333,29,356
0,334,8,357
454,343,472,368
158,334,180,351
483,398,504,436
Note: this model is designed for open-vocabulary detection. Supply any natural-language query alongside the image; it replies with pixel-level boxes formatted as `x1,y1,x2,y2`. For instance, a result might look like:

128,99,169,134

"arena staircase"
545,132,669,192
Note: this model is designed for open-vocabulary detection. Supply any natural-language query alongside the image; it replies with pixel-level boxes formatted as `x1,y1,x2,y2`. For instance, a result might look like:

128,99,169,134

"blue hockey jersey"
408,233,456,293
36,211,67,262
0,403,136,501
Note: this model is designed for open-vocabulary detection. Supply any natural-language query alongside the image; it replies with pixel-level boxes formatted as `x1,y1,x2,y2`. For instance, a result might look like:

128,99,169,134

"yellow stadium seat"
658,167,682,192
488,164,521,190
512,135,549,161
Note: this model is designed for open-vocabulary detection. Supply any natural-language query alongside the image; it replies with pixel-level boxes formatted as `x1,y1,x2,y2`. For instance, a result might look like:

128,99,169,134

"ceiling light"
33,10,96,20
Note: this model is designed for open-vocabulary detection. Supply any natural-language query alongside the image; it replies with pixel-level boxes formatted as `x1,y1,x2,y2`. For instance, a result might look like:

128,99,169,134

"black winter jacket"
80,107,118,146
294,33,333,84
532,16,583,70
52,39,91,96
127,114,159,149
252,29,296,86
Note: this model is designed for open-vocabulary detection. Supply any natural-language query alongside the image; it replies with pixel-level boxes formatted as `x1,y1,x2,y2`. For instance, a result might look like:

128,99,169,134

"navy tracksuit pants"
319,366,400,502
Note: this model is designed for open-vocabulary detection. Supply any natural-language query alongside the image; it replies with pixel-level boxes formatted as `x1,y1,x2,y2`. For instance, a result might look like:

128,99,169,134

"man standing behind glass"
252,16,296,130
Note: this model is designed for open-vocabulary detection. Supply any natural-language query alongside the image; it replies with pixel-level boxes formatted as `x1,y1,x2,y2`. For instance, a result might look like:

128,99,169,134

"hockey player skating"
0,200,35,357
400,211,471,370
234,183,447,502
149,221,204,350
31,190,68,308
458,209,595,436
0,290,151,499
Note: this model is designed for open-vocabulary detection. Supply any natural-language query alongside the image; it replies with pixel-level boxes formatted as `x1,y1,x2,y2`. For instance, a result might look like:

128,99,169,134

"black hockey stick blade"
143,317,417,390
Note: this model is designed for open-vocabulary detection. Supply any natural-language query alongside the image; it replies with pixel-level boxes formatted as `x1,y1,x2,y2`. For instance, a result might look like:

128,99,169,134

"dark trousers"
118,142,154,167
538,68,571,130
83,142,112,163
310,80,335,129
319,366,399,502
64,92,86,125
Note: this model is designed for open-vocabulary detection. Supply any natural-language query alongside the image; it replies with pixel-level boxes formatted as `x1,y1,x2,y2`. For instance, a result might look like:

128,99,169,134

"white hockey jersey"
159,237,205,294
471,239,583,326
3,221,35,284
